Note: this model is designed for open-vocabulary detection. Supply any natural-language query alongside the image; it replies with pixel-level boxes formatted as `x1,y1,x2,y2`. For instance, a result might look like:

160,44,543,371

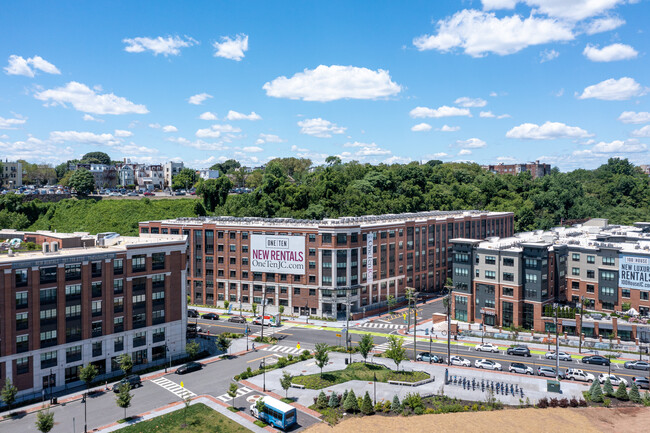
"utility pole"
446,285,452,366
346,289,352,364
261,291,268,391
578,296,584,354
413,291,418,361
555,303,560,382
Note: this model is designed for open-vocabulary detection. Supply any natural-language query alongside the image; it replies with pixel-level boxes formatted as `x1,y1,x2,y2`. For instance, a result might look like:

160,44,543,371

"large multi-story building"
140,210,513,319
482,160,552,179
1,160,23,188
0,230,187,398
451,219,650,342
164,161,184,189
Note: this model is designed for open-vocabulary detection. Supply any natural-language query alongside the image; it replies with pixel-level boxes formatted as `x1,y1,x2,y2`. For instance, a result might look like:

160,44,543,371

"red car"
143,191,154,196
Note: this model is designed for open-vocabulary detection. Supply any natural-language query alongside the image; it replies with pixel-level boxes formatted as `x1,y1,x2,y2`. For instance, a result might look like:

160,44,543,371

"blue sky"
1,0,649,171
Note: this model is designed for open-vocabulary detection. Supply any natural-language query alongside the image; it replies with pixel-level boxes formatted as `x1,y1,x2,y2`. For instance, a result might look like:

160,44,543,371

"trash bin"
344,358,348,365
547,381,561,393
52,397,58,404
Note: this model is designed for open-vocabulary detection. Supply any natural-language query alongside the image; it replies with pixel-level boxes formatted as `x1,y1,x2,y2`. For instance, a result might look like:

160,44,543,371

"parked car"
201,312,219,320
509,362,533,375
416,352,444,363
450,356,471,367
507,346,531,357
633,376,650,389
624,360,650,371
176,361,203,375
143,191,154,196
566,368,595,382
187,309,199,318
537,366,565,379
475,343,499,353
127,192,138,196
598,374,628,386
475,359,502,371
174,191,186,196
228,315,247,323
582,355,610,366
545,351,572,361
113,374,142,392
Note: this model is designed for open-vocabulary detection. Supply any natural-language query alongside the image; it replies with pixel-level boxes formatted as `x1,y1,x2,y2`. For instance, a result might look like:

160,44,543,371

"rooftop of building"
452,218,650,254
144,210,512,229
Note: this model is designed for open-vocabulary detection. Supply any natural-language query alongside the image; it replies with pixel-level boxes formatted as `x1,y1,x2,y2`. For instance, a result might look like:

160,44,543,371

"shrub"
471,403,479,411
414,406,424,415
287,354,294,361
277,357,288,368
342,389,348,402
603,378,615,397
615,383,629,401
374,401,384,412
629,382,642,403
537,398,549,408
328,392,339,408
569,397,579,407
590,382,604,403
559,398,569,408
579,399,588,407
549,398,559,408
343,390,359,413
391,395,401,413
301,350,311,360
603,398,611,407
463,405,469,411
361,392,374,415
402,393,423,410
383,400,392,412
317,391,328,409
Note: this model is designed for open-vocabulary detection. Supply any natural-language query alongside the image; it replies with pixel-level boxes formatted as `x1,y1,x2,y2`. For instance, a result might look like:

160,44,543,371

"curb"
239,380,323,419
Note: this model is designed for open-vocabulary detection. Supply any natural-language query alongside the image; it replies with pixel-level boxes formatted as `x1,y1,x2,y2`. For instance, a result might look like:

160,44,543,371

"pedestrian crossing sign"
297,343,301,349
180,381,184,388
403,313,407,322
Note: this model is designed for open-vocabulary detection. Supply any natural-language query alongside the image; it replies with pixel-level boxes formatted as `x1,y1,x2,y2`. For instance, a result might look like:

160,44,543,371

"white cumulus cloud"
0,116,26,129
82,114,104,122
188,93,213,105
34,82,148,115
583,16,625,35
583,43,638,62
456,138,486,148
123,36,197,56
410,106,471,118
225,110,261,121
342,142,392,156
592,139,647,153
458,149,473,156
455,97,487,107
631,125,650,137
255,133,285,145
540,48,559,63
242,146,264,153
578,77,646,101
114,129,133,137
263,65,401,102
162,125,178,133
298,118,346,138
4,55,60,77
506,121,592,139
618,111,650,124
213,34,249,61
438,125,460,132
483,1,627,21
413,10,574,57
199,111,217,120
411,123,432,132
50,130,122,146
479,111,511,119
195,124,241,138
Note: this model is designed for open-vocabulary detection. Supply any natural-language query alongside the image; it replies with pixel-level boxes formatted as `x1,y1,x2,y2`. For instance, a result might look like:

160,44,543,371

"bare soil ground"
305,407,650,433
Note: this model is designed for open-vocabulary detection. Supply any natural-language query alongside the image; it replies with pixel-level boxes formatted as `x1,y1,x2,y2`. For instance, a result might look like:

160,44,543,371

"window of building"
572,267,580,276
602,257,615,266
15,291,28,309
601,270,616,281
65,304,81,318
525,273,538,283
16,312,28,330
133,331,146,347
586,284,595,293
503,272,514,282
587,255,595,264
622,289,631,298
587,270,595,278
601,286,615,296
485,256,496,265
322,233,332,243
503,287,514,297
485,270,496,279
16,357,29,375
132,255,146,272
41,351,57,369
65,263,82,281
15,268,28,286
571,253,580,261
152,252,165,269
503,258,514,266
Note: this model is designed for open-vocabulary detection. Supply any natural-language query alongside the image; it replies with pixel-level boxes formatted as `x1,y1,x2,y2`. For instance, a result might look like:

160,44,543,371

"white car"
475,359,502,371
566,368,595,383
598,374,628,387
450,356,471,367
545,351,571,361
475,343,500,353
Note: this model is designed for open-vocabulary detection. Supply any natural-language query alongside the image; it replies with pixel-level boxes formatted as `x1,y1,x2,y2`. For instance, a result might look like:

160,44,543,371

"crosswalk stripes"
151,377,196,399
260,345,304,355
356,322,406,330
215,386,253,403
373,339,412,353
249,325,294,338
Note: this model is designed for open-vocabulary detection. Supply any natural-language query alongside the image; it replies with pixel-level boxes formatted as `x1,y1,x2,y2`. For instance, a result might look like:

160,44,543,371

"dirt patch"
304,407,650,433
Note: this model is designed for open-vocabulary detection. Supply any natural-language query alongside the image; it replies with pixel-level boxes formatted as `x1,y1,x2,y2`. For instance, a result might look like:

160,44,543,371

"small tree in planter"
603,378,615,397
358,334,374,364
280,371,292,399
252,303,258,316
227,383,238,408
35,408,55,433
186,341,200,360
391,395,401,413
216,334,232,357
343,390,359,413
629,382,642,403
115,383,132,420
590,382,604,403
328,392,339,408
317,391,328,409
314,343,329,378
361,391,374,415
615,382,629,401
1,379,18,411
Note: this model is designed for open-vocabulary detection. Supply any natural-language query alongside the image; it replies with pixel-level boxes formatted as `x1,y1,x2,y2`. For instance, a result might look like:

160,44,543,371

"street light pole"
84,391,87,433
413,292,418,361
447,286,452,366
262,293,268,392
239,297,242,317
346,289,351,364
578,296,584,354
555,303,560,382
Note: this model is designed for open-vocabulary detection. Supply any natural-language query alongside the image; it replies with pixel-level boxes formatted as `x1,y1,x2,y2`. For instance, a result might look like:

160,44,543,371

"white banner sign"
619,254,650,291
251,235,305,275
367,232,374,285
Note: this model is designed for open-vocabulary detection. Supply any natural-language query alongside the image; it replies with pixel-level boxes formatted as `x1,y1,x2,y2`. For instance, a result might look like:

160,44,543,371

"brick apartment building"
0,230,187,399
482,160,552,179
451,219,650,343
140,210,514,319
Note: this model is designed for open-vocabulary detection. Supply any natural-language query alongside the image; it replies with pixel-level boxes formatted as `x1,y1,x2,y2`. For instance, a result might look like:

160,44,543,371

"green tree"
1,379,18,410
118,354,133,376
358,334,374,363
317,391,328,409
384,335,407,371
252,303,258,316
391,395,401,413
227,383,238,408
280,371,292,399
255,398,266,417
172,168,198,190
314,343,330,378
590,381,604,403
82,152,111,165
196,177,233,211
216,334,232,356
186,340,200,359
68,168,95,195
78,364,98,390
387,295,396,315
361,391,374,415
35,408,55,433
603,378,615,397
615,382,629,401
629,382,642,403
343,389,359,412
328,392,339,408
210,159,241,175
115,383,132,420
278,305,285,323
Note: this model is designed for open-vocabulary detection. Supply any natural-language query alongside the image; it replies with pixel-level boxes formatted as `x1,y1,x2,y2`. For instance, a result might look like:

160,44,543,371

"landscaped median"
291,362,431,389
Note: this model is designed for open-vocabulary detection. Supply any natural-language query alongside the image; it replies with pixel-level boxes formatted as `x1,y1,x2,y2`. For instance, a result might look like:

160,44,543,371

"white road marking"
151,377,196,399
260,345,304,355
216,386,253,403
357,322,406,330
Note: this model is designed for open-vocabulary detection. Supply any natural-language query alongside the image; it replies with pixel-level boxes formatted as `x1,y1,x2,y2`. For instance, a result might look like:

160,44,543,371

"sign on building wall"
251,235,305,275
367,232,374,285
619,254,650,291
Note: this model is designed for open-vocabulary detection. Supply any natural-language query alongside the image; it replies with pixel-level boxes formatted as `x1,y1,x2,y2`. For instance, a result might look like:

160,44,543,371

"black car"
187,309,199,318
113,374,141,392
176,361,202,375
582,355,610,366
633,377,650,389
201,312,219,320
228,315,246,323
507,346,531,357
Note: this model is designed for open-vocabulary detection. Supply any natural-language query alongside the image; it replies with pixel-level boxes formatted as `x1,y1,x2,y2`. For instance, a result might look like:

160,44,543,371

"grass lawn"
117,403,252,433
291,362,430,389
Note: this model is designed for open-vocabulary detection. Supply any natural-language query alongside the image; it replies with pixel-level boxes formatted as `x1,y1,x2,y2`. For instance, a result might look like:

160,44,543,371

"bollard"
520,388,524,398
511,384,514,395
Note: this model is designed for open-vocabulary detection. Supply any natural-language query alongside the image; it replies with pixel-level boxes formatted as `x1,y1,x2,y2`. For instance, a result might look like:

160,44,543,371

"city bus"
250,396,297,430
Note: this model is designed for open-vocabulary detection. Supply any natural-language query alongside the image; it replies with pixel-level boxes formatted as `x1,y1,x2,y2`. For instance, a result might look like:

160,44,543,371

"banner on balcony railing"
619,254,650,291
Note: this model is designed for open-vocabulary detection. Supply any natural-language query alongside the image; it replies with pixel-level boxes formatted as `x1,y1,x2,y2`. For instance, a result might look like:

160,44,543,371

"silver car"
450,356,471,367
475,359,502,371
545,351,571,361
598,374,628,386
